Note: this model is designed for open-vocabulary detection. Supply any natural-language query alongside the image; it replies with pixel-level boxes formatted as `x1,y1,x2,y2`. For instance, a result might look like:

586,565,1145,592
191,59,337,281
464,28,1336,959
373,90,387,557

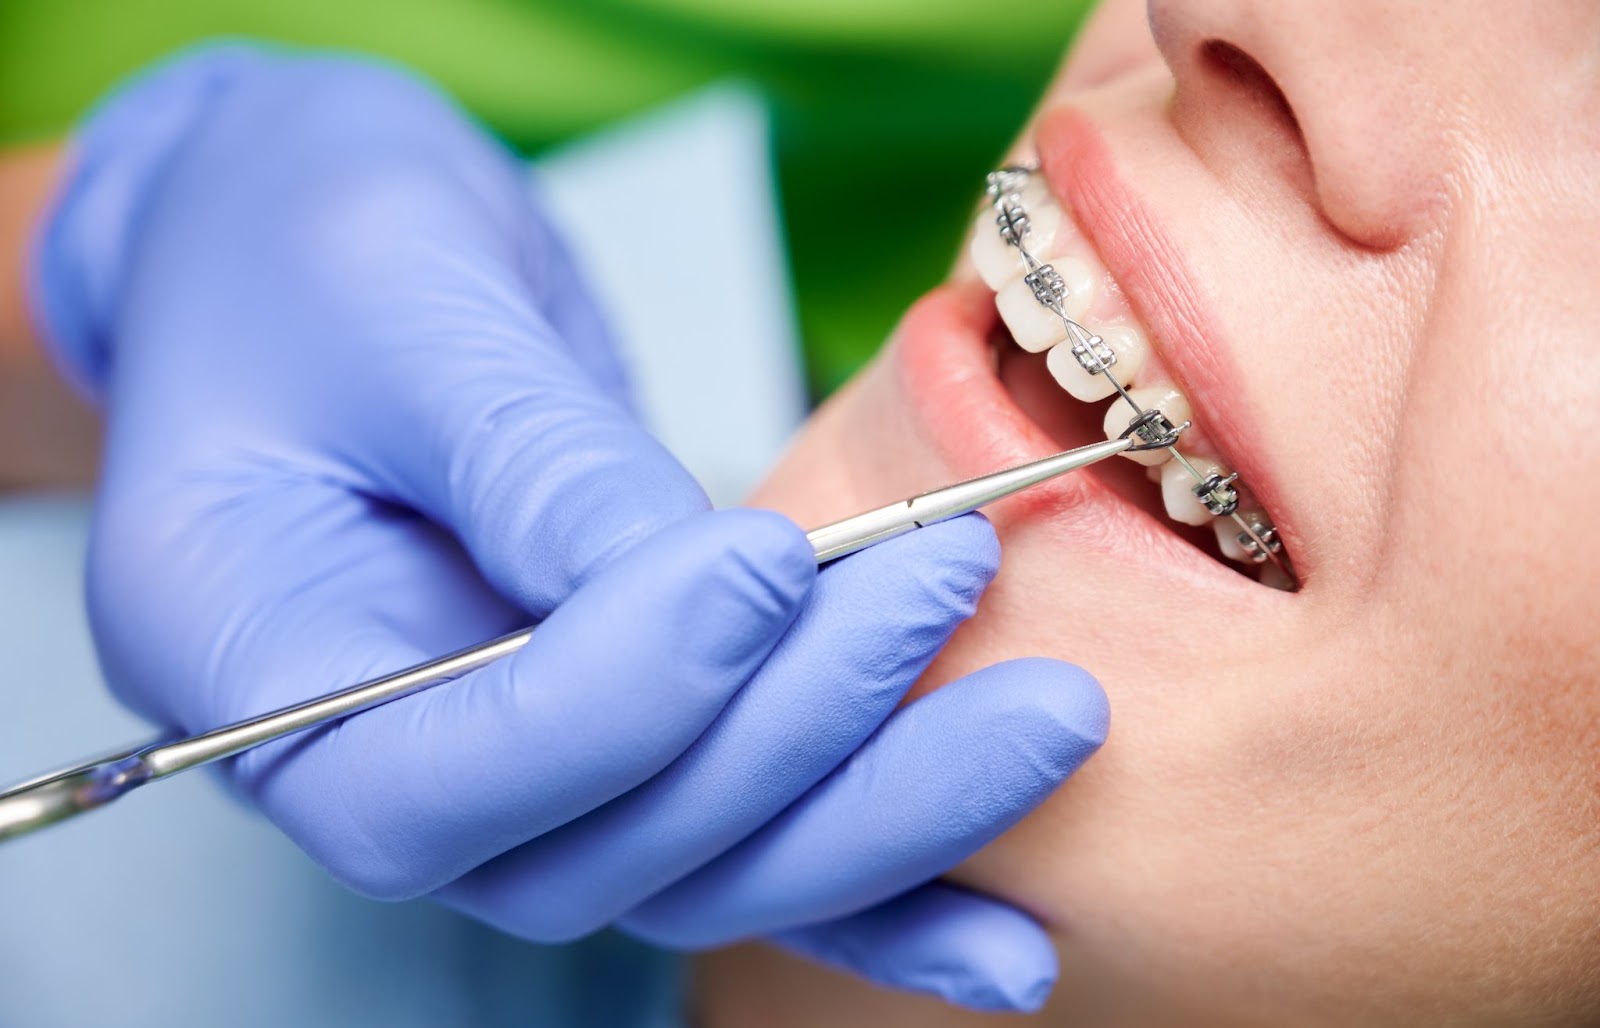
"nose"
1145,0,1453,248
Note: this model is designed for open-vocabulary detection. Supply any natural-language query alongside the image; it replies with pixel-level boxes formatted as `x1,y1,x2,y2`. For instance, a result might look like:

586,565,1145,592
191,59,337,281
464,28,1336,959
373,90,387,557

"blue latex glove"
29,45,1110,1013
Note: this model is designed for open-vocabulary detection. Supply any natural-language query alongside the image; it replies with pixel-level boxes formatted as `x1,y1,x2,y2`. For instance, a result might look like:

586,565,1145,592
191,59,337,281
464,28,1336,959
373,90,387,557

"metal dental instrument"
983,163,1297,585
0,436,1132,845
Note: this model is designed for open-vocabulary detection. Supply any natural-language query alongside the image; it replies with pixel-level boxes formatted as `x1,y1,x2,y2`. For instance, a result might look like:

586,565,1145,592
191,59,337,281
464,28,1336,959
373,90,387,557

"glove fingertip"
937,960,1057,1015
720,506,818,585
708,507,818,617
995,656,1111,753
921,512,1001,591
838,513,998,622
772,885,1060,1014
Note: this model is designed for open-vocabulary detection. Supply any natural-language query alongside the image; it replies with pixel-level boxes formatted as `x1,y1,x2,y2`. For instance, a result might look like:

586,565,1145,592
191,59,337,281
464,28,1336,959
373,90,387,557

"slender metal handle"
806,502,920,562
0,745,146,842
134,503,881,780
0,629,536,842
141,627,535,779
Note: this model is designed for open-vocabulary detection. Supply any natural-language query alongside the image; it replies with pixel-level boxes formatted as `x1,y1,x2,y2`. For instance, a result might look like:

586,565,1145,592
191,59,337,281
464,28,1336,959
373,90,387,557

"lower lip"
892,280,1242,583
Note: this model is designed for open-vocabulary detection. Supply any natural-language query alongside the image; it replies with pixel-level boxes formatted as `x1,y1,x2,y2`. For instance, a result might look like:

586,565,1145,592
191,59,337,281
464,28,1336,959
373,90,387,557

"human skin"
0,144,99,489
704,0,1600,1025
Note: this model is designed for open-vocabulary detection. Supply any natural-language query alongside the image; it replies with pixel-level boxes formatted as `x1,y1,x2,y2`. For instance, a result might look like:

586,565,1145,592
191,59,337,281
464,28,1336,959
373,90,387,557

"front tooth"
1102,385,1192,465
1213,510,1277,563
969,182,1064,290
1160,456,1231,526
993,257,1094,353
1045,322,1150,401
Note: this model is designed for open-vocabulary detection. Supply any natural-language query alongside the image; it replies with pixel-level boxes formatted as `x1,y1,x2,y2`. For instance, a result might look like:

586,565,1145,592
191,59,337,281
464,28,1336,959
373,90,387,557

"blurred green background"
0,0,1091,398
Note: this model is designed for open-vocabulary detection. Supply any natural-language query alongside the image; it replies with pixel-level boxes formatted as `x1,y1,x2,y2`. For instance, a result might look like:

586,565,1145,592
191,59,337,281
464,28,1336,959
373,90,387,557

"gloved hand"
30,45,1109,1012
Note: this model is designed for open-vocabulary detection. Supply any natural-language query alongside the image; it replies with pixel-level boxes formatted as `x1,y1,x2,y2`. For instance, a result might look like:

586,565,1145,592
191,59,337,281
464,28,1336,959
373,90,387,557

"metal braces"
1119,408,1190,452
1194,472,1240,517
1065,321,1116,375
1238,522,1281,563
983,163,1296,587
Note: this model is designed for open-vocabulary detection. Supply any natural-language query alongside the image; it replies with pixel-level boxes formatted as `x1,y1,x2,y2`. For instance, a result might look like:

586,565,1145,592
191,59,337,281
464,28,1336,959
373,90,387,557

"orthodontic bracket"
983,162,1297,587
1194,472,1240,517
996,203,1030,247
985,166,1034,201
1120,408,1191,451
1238,523,1281,562
1065,321,1117,374
1025,264,1068,308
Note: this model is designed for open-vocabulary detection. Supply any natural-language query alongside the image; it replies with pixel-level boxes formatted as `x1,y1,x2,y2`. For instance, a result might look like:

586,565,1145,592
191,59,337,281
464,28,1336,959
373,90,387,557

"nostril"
1199,40,1304,148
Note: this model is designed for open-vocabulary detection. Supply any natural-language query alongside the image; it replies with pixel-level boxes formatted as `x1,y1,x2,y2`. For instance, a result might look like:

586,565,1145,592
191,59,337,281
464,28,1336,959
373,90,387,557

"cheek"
920,522,1600,1022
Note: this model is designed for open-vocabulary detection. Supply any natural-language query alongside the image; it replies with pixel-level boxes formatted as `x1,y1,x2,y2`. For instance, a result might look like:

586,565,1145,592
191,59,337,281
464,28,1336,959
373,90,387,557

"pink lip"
893,284,1055,477
1032,105,1293,555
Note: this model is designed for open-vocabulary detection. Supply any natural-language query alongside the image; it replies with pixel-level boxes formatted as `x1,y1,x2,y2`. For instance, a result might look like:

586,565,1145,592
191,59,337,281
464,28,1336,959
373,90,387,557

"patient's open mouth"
967,163,1295,589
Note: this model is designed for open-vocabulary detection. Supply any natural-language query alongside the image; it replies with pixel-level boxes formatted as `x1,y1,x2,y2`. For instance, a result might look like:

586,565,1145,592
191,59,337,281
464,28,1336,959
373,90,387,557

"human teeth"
1213,510,1277,564
969,180,1064,290
1045,322,1150,401
1102,385,1192,466
1160,456,1232,526
993,257,1095,352
973,172,1290,584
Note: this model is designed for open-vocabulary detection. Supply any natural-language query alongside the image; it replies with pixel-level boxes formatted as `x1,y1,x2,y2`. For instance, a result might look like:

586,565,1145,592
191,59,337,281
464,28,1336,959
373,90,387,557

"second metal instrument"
0,436,1132,844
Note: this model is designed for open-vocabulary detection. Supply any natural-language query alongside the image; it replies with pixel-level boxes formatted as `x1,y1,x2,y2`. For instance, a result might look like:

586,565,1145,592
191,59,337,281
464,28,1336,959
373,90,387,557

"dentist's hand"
31,46,1108,1012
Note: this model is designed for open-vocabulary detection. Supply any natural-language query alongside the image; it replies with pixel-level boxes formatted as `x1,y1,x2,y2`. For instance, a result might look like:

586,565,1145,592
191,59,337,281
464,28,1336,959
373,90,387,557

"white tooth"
1161,455,1231,526
969,184,1064,291
1045,321,1150,401
994,257,1094,354
1102,385,1192,465
994,282,1066,353
1213,510,1276,564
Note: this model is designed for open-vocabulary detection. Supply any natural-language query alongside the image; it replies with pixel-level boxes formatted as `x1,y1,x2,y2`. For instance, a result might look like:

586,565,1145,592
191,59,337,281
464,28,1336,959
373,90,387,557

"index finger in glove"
438,515,1002,942
620,657,1109,947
